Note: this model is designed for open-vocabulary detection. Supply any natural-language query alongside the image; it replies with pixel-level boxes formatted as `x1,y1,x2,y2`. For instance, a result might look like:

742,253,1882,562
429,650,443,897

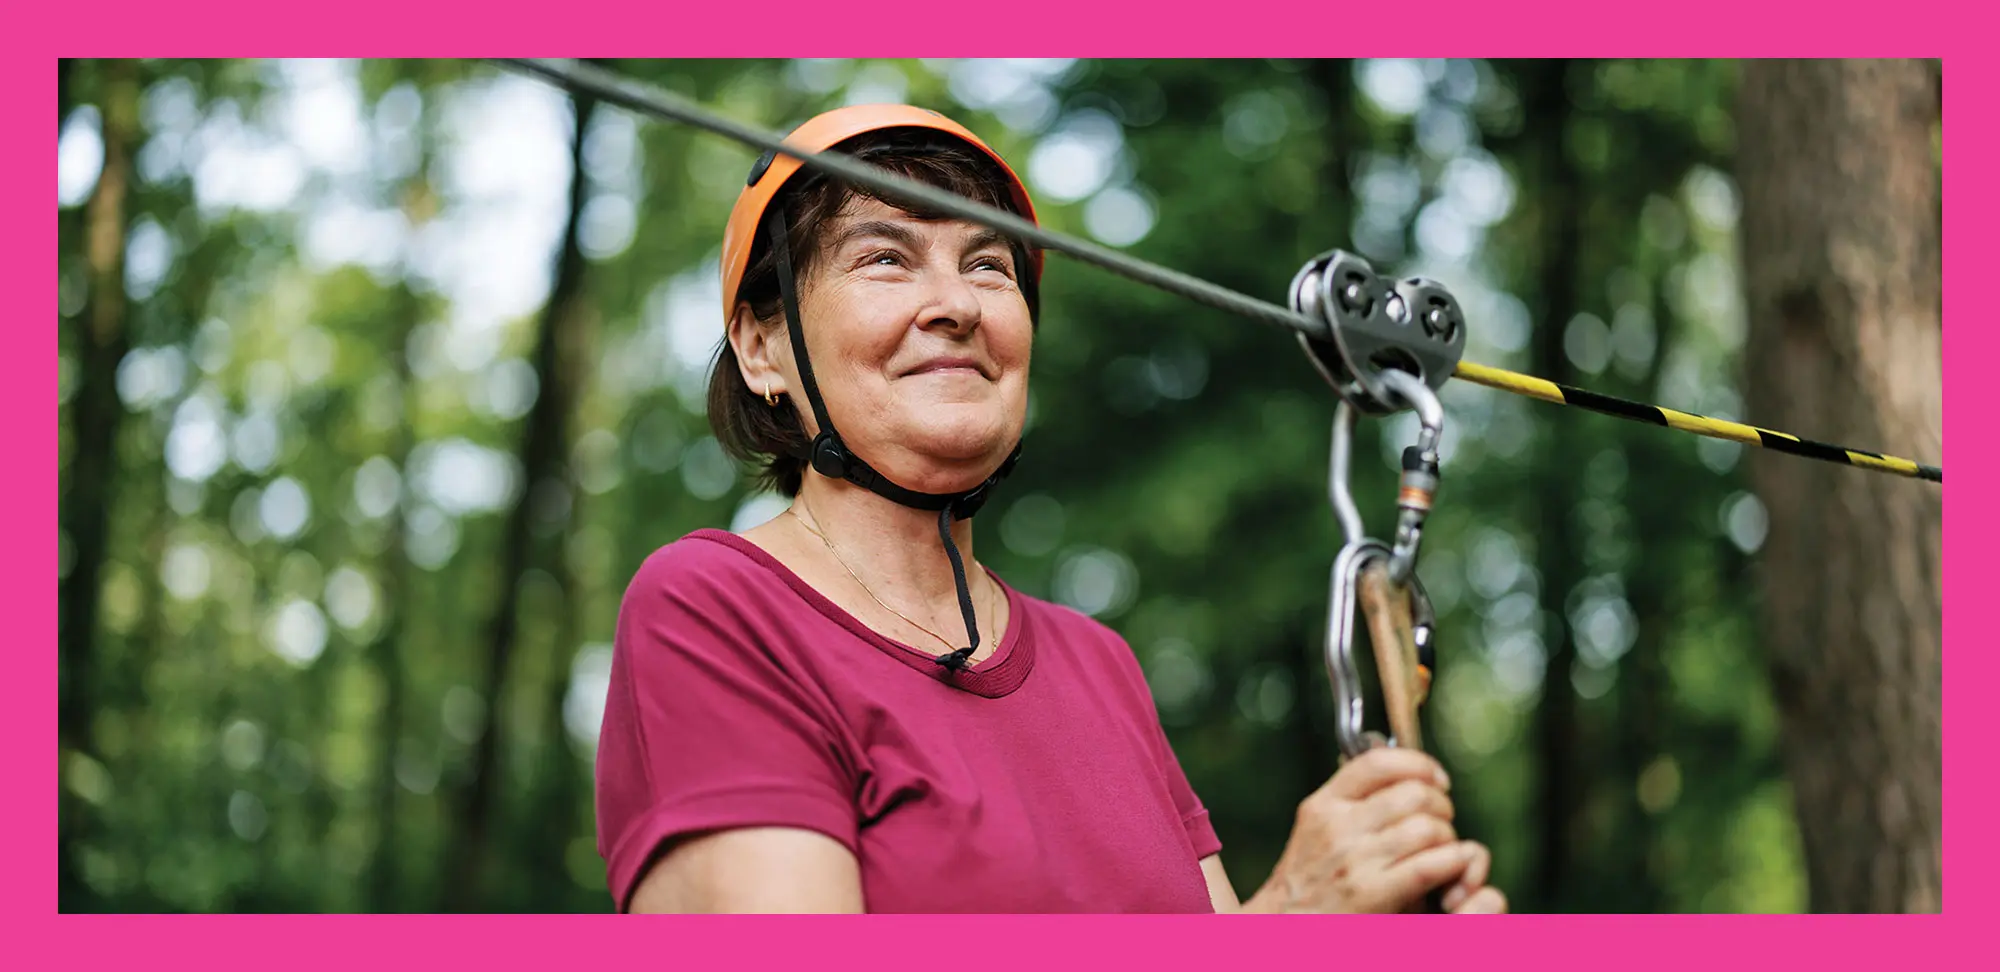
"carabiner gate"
1377,369,1444,585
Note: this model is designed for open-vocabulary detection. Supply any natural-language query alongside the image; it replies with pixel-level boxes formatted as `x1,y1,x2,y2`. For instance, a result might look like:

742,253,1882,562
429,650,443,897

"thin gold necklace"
788,501,998,656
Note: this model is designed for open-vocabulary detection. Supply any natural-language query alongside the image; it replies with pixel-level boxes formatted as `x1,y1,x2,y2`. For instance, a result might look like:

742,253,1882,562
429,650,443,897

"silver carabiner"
1324,386,1440,761
1324,539,1437,760
1329,399,1367,547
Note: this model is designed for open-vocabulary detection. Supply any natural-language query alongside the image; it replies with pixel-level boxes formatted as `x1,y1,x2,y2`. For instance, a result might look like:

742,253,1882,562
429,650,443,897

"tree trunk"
1736,58,1942,914
364,108,445,913
364,283,423,913
59,58,139,906
521,186,604,912
60,57,138,758
522,572,588,907
1521,58,1590,914
439,87,597,911
1607,271,1684,915
59,58,75,127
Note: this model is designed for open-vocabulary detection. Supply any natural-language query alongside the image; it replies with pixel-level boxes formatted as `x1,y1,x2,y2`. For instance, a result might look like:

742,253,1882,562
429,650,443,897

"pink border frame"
34,1,1976,957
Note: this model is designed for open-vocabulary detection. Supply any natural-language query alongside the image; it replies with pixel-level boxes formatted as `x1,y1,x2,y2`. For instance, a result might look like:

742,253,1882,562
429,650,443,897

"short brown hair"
706,127,1041,497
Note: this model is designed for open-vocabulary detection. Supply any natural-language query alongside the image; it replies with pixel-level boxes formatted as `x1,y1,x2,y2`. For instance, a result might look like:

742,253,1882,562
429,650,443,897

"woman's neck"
789,473,981,609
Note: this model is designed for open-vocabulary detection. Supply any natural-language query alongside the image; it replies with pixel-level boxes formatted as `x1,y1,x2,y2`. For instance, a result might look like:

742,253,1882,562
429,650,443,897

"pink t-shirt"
594,528,1222,913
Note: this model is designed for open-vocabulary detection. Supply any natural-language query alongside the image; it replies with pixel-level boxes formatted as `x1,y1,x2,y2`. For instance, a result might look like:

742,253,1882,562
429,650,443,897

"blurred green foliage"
58,57,1807,913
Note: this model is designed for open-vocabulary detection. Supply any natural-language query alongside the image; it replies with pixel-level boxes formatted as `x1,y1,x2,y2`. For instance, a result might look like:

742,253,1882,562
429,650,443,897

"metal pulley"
1288,250,1468,416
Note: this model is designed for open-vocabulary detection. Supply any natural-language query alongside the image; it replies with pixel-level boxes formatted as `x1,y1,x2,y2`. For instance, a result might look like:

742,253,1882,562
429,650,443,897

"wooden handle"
1357,561,1425,753
1357,562,1450,914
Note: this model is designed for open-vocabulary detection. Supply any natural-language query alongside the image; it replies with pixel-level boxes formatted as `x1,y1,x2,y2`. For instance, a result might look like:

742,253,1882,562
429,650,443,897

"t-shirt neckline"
690,528,1037,699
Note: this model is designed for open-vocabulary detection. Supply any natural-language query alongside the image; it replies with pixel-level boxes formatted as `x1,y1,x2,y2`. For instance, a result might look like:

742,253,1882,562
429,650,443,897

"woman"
594,104,1507,915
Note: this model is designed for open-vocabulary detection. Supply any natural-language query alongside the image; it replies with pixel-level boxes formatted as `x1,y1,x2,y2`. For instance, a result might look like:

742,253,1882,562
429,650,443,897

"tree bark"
1736,58,1942,914
440,87,597,911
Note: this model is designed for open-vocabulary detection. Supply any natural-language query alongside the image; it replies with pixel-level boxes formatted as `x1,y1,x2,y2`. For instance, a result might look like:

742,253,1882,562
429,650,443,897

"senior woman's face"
788,195,1033,491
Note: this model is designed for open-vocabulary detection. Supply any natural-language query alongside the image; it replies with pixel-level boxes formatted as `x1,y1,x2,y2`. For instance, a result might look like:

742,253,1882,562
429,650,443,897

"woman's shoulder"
621,527,783,612
607,531,844,748
1010,587,1114,636
1005,586,1164,715
614,528,813,672
1006,585,1145,665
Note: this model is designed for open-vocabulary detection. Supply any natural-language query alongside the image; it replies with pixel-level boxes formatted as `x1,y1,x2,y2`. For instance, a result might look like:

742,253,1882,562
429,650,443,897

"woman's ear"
727,303,788,400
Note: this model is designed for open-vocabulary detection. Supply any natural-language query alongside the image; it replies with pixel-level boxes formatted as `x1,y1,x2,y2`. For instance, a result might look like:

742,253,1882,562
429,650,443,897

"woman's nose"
916,264,985,333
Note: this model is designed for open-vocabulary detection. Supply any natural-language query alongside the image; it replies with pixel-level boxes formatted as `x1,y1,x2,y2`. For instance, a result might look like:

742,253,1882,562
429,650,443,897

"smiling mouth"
908,360,987,377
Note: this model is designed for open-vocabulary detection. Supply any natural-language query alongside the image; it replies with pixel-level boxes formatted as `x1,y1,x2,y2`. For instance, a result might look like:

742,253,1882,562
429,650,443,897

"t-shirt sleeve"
1162,739,1222,860
1150,702,1222,860
1100,626,1223,860
593,541,859,912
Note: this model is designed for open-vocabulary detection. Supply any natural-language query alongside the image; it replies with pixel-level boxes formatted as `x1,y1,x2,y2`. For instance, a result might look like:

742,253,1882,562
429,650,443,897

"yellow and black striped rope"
1453,361,1942,483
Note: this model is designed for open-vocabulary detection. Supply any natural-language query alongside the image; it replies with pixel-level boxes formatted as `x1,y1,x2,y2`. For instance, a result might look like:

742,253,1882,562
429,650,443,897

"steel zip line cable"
489,57,1942,485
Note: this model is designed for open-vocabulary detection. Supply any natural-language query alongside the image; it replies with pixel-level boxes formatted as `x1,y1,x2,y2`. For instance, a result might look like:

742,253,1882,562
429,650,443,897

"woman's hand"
1440,840,1508,913
1243,747,1499,914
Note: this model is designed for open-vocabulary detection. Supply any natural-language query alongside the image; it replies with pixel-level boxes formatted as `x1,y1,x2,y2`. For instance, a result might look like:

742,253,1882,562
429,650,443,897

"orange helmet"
718,103,1042,322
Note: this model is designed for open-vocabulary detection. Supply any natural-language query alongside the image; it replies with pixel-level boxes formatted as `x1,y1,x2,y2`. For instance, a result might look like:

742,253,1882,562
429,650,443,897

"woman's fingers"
1439,842,1490,911
1459,842,1491,893
1452,886,1508,914
1356,778,1455,833
1380,838,1476,904
1370,810,1459,867
1442,884,1468,912
1321,748,1450,802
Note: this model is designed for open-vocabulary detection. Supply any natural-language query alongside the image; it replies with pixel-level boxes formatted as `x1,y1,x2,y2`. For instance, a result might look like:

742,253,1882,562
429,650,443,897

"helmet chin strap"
769,214,1020,672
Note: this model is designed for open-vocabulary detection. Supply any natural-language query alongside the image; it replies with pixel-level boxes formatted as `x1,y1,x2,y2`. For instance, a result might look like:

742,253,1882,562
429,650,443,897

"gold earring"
763,382,779,407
